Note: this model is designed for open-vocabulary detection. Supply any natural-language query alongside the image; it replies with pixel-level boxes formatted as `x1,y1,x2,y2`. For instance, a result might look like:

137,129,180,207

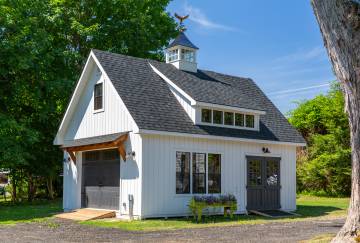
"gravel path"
0,218,344,243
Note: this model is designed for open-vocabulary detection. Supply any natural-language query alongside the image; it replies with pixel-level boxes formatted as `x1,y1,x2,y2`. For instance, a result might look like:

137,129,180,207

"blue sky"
166,0,336,114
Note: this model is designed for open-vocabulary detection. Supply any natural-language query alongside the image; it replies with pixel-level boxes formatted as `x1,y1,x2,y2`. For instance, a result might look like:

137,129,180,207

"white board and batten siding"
141,133,297,218
62,58,143,218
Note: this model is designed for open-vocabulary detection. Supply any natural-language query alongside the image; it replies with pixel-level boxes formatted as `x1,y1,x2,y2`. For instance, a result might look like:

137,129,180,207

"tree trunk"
27,173,36,202
11,176,17,202
46,176,54,200
311,0,360,242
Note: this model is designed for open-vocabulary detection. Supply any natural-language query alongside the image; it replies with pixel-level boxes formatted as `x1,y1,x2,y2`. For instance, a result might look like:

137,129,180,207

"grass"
81,195,349,232
0,199,62,225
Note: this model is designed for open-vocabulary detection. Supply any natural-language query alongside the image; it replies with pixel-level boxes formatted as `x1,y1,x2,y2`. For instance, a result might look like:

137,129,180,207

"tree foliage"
288,83,351,196
0,0,177,201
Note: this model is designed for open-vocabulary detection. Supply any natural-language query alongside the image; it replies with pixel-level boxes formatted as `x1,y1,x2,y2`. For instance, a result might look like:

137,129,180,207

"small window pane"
192,153,206,193
201,109,212,123
213,110,223,124
181,49,195,62
94,83,103,110
235,113,244,127
246,115,255,128
176,152,190,194
208,154,221,193
249,160,262,186
266,160,279,186
224,112,234,126
168,49,178,62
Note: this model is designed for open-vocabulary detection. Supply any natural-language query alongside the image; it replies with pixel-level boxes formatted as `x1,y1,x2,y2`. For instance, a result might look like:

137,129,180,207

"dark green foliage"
0,0,177,201
288,83,351,196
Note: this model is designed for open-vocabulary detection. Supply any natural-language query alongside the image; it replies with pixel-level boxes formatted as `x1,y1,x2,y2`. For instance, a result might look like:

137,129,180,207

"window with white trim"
168,49,178,62
200,108,257,129
176,152,190,194
213,110,223,124
201,109,212,123
224,112,234,126
181,49,195,62
176,151,221,194
246,114,255,128
94,83,103,111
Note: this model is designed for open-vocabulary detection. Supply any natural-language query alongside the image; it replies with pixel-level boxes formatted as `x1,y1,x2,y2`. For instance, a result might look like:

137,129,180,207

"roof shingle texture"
167,32,199,50
92,49,305,144
62,132,128,148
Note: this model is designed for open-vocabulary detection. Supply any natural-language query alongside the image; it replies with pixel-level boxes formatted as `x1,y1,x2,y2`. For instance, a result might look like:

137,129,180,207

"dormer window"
94,83,103,111
235,113,244,127
168,49,179,62
200,108,258,130
213,110,223,124
224,112,234,126
201,109,212,123
181,49,195,62
246,114,255,128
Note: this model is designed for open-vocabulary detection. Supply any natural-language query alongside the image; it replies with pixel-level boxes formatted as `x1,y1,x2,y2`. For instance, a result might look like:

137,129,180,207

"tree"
0,0,177,201
311,0,360,241
289,83,351,196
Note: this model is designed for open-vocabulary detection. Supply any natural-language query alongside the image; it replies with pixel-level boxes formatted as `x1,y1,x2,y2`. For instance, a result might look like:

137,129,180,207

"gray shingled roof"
62,132,128,148
167,32,199,50
92,49,305,144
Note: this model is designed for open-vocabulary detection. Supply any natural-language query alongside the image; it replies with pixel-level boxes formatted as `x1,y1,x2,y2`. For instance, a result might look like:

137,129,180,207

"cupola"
165,14,198,72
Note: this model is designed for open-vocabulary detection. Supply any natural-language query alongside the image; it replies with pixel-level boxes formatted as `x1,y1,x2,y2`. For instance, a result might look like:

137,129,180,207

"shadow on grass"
0,199,62,225
296,205,345,218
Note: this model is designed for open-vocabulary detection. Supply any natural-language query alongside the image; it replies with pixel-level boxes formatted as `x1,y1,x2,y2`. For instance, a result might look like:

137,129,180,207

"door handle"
98,183,103,187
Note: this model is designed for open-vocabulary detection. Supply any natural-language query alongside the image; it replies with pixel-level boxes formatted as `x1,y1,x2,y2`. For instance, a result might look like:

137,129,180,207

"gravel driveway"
0,217,344,243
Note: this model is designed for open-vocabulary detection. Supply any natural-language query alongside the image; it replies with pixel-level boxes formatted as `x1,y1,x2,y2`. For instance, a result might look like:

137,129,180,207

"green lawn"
0,199,62,225
81,195,349,231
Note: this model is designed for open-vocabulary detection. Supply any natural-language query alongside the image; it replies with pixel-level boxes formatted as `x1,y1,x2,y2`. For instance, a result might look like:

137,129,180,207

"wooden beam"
118,142,126,161
66,141,117,152
66,150,76,164
63,133,129,153
114,133,128,145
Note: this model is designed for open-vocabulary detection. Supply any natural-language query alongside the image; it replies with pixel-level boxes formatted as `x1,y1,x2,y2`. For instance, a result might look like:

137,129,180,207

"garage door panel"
82,149,120,210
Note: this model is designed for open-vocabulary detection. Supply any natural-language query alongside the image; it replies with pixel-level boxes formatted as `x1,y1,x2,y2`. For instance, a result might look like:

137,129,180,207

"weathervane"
175,13,189,32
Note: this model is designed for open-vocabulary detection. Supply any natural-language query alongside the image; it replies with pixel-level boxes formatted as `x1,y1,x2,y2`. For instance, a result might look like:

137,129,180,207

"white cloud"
267,83,331,97
183,3,238,32
274,46,327,63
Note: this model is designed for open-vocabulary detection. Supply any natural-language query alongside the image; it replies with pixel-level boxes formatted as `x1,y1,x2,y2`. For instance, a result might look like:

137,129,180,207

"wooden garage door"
82,149,120,210
246,156,281,211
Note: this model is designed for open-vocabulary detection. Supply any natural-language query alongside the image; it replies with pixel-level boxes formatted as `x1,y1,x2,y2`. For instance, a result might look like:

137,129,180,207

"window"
246,114,255,128
168,49,178,62
201,109,212,123
176,152,190,194
192,153,206,193
224,112,234,126
248,160,262,186
94,83,103,110
208,154,221,193
213,110,223,124
235,113,244,127
176,152,222,194
181,49,195,62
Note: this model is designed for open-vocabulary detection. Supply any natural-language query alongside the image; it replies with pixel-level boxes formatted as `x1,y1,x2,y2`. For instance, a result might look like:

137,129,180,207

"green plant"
188,194,237,222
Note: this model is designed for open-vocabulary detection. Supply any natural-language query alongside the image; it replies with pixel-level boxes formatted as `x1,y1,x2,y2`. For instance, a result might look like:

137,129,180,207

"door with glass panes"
246,156,281,210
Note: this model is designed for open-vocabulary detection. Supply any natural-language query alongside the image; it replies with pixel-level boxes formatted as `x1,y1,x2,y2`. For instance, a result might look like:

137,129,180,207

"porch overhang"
61,132,129,163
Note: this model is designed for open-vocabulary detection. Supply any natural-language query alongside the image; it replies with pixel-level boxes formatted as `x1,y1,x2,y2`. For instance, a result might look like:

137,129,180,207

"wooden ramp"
55,208,116,221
